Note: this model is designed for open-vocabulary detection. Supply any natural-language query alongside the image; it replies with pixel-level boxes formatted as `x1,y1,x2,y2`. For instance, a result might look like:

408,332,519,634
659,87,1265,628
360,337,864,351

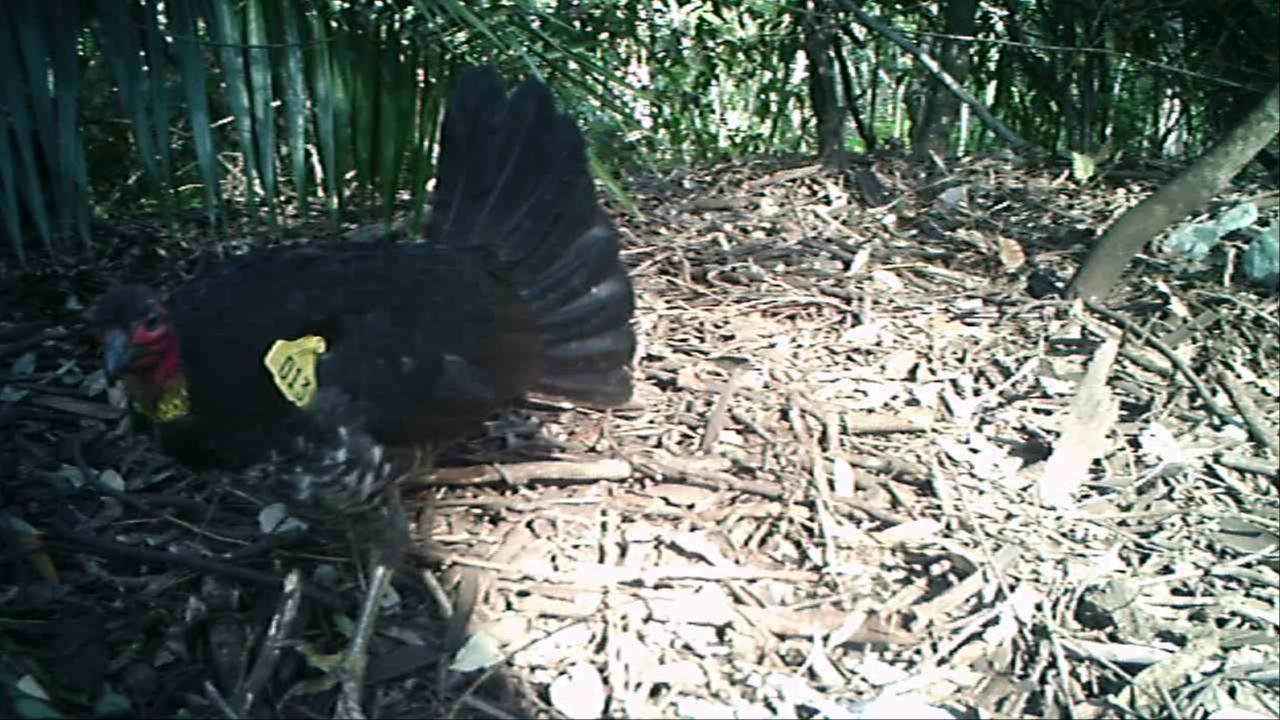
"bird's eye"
144,313,161,332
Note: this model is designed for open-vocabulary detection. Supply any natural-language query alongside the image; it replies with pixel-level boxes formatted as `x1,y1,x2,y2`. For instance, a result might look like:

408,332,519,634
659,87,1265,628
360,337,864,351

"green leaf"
170,0,222,225
208,0,260,210
0,6,53,257
307,9,340,219
281,4,309,217
245,0,278,224
1071,151,1096,182
48,0,91,250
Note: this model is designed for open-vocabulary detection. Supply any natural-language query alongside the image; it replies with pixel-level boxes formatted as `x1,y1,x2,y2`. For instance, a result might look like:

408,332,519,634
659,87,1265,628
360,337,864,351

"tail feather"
430,68,596,267
537,270,633,341
431,67,635,407
535,366,633,406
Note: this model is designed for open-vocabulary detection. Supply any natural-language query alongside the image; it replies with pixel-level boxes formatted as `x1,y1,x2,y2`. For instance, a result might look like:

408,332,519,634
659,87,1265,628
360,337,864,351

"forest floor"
2,153,1278,719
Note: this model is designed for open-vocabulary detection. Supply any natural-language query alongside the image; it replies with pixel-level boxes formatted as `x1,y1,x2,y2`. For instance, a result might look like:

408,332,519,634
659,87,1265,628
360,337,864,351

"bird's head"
92,285,183,390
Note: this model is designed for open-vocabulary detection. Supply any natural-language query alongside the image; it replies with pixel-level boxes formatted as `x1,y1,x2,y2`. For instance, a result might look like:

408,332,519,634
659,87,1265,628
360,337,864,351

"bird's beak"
102,329,135,382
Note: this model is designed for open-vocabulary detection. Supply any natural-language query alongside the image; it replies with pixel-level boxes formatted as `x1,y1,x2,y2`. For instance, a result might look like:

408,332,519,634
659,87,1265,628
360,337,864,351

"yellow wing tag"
263,335,327,407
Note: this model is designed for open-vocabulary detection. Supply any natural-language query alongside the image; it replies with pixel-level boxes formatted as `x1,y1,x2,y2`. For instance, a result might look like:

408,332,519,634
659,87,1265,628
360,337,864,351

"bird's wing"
171,245,540,454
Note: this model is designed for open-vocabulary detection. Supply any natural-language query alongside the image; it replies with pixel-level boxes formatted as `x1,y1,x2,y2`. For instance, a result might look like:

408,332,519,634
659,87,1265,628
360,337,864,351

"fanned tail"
429,67,635,407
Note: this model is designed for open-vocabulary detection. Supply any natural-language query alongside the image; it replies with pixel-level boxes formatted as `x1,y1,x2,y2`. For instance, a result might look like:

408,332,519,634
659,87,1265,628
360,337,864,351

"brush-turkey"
93,66,635,718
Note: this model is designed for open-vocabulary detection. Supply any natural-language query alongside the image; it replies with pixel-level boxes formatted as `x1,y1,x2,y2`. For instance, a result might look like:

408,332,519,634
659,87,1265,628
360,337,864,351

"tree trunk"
1068,83,1280,301
912,0,977,159
834,29,877,151
802,0,847,169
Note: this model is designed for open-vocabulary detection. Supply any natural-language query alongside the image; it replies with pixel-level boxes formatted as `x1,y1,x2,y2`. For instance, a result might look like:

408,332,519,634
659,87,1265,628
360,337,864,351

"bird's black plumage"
94,67,636,488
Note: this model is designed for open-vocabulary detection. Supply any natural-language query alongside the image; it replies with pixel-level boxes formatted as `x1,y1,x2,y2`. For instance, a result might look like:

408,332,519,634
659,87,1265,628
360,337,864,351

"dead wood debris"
1,154,1277,719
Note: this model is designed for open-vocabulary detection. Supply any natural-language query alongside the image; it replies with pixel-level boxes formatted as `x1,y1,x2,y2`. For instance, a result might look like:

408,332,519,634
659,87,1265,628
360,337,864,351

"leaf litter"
1,154,1277,718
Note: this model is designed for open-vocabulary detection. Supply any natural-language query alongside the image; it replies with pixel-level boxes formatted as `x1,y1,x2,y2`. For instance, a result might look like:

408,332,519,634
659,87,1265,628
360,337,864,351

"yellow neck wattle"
133,374,191,423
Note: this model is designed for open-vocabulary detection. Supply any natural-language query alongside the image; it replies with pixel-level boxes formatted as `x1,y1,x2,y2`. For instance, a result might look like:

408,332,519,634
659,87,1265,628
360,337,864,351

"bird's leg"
333,490,410,720
334,562,393,720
